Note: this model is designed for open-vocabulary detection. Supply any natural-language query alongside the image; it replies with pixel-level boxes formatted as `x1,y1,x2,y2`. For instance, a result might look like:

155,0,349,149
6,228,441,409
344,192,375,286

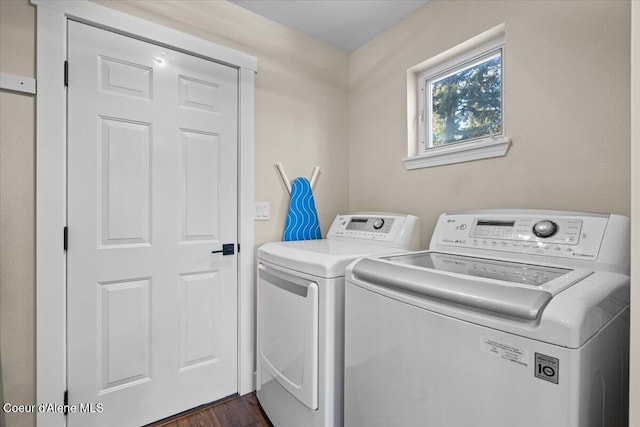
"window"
424,48,502,148
404,27,510,170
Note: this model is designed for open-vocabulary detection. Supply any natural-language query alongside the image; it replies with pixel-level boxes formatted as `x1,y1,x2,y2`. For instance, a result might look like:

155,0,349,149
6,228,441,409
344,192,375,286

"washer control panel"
432,211,610,261
345,216,394,234
328,213,420,249
470,218,583,246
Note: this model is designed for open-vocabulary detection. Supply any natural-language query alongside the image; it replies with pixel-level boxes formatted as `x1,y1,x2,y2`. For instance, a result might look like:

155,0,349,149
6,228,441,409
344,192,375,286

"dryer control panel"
327,213,421,250
429,210,630,273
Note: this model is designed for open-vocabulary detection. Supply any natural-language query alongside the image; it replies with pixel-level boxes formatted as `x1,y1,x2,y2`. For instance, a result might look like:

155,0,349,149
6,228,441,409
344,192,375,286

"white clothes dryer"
256,213,420,427
344,209,630,427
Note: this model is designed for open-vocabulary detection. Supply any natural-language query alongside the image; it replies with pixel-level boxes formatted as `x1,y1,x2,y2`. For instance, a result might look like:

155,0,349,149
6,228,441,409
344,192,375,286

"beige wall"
349,0,631,245
0,1,348,426
0,1,36,426
0,0,635,426
630,2,639,425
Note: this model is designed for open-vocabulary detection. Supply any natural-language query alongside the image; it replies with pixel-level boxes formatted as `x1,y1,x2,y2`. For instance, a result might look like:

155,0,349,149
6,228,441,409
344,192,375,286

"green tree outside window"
430,52,502,146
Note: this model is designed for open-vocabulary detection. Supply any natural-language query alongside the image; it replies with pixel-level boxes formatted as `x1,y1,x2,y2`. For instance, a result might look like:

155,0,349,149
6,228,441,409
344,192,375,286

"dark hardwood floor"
149,393,272,427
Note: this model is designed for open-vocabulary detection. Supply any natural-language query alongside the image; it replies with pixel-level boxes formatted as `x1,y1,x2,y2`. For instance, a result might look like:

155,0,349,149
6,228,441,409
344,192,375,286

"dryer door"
257,263,319,410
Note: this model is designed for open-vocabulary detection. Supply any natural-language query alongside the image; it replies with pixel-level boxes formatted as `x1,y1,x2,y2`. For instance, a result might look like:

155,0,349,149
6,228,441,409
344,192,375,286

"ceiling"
228,0,429,53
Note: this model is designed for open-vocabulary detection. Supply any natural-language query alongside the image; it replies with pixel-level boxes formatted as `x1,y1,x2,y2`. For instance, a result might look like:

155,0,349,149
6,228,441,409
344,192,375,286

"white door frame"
33,2,256,425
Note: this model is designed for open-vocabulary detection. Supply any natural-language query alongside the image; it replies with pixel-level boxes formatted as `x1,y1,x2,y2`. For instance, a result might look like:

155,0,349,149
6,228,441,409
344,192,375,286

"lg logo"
535,353,559,385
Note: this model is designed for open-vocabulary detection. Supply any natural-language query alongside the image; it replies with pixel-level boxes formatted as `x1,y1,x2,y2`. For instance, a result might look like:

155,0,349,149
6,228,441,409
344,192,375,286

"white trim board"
0,72,36,94
33,0,256,71
32,1,256,425
402,137,511,170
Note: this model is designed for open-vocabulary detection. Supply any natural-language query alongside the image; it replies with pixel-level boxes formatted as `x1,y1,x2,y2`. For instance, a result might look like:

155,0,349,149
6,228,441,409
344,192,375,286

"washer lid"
258,239,408,278
350,251,593,320
386,252,575,289
347,251,629,347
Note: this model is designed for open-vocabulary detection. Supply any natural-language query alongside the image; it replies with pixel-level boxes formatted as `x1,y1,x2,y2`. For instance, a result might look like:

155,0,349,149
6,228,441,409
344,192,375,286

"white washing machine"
256,213,421,427
344,209,630,427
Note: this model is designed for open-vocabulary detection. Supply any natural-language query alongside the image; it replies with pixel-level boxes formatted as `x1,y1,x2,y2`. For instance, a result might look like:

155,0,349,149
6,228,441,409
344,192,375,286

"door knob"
211,243,235,256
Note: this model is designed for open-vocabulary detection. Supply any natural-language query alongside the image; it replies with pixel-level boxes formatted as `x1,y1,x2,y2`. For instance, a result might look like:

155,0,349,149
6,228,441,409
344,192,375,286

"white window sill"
402,136,511,170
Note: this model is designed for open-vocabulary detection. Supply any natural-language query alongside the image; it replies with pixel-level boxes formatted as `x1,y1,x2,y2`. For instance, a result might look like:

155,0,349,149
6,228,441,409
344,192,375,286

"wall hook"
275,162,320,195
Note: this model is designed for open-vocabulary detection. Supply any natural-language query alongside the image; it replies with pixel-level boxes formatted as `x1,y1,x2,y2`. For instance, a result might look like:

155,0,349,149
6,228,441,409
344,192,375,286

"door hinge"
63,226,68,252
63,390,69,416
237,243,240,253
64,61,68,87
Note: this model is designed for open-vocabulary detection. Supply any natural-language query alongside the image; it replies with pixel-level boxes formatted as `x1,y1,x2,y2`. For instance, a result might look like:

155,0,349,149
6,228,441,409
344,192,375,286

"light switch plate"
254,202,270,221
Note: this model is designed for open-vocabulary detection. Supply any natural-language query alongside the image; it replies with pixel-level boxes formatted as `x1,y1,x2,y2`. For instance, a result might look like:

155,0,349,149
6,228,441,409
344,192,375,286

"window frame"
404,29,510,170
421,46,504,150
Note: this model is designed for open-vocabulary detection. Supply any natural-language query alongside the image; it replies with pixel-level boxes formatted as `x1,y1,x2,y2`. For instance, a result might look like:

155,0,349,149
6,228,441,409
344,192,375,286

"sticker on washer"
479,336,528,367
534,353,559,384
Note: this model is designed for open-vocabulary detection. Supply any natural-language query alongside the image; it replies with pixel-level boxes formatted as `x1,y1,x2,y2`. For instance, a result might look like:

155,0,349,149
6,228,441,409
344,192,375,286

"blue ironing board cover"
284,177,322,241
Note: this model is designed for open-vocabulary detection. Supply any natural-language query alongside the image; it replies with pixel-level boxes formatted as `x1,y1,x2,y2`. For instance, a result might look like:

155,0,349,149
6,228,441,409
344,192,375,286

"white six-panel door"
67,21,239,426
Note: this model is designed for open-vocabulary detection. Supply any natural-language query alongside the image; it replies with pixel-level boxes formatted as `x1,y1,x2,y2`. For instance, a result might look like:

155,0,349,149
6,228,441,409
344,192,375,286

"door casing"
33,2,257,426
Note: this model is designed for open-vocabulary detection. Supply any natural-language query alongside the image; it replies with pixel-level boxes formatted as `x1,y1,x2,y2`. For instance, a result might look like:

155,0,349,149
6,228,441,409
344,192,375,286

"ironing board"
284,177,322,241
